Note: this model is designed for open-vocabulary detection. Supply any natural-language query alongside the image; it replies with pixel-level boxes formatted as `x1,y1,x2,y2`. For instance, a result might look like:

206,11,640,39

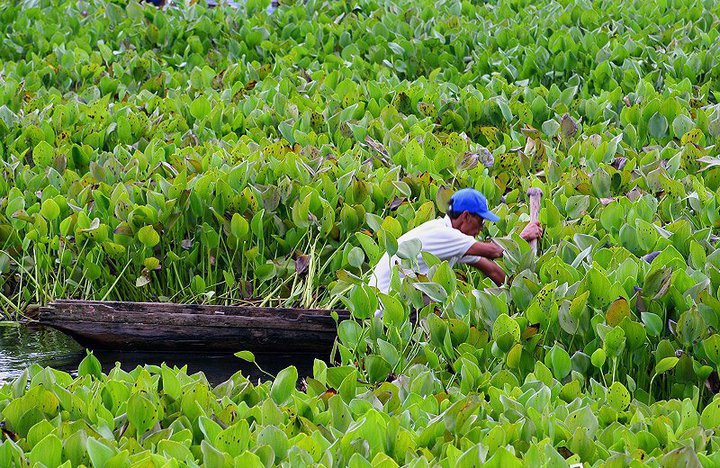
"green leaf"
127,393,158,435
230,213,249,241
603,326,626,357
345,284,378,319
379,293,405,327
655,357,679,375
413,281,448,303
365,355,391,383
703,334,720,367
355,232,380,264
396,238,422,260
689,241,706,269
545,345,572,380
641,312,663,337
347,246,365,269
235,451,265,468
700,398,720,429
492,314,520,352
620,317,647,350
484,446,522,468
33,141,54,167
158,439,194,462
216,420,250,457
78,351,102,379
672,114,694,139
607,382,630,410
190,275,206,294
29,434,62,468
591,348,606,368
200,439,231,468
337,320,363,349
560,380,582,402
137,225,160,248
40,199,61,220
270,366,298,405
161,364,181,400
190,96,212,120
565,195,589,218
648,112,668,138
256,425,289,463
643,267,673,300
432,262,457,295
87,437,117,468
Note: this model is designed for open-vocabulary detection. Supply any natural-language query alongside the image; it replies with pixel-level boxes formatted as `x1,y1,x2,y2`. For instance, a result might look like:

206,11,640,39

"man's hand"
520,221,543,242
483,241,504,259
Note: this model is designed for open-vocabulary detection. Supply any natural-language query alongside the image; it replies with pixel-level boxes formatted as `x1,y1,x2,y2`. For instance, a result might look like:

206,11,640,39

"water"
0,323,322,385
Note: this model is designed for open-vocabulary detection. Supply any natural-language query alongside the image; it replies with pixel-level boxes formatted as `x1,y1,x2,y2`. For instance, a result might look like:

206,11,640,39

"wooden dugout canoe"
38,299,350,353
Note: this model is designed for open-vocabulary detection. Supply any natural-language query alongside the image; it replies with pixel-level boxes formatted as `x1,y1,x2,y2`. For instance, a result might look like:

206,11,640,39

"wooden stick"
527,187,543,254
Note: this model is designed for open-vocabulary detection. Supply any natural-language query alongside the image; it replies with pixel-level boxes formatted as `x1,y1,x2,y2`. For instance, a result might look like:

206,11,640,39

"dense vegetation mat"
1,0,720,465
1,353,720,467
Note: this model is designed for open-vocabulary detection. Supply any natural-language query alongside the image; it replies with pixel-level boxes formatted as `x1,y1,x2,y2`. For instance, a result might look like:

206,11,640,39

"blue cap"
448,188,500,222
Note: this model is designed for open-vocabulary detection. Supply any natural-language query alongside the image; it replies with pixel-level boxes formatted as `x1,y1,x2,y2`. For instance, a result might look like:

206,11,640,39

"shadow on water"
0,323,324,385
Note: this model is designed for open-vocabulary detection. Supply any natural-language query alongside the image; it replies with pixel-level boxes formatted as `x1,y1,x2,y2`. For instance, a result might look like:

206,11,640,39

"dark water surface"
0,323,321,385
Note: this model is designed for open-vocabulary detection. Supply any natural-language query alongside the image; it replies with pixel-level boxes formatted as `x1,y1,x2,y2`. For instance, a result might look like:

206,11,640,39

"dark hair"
447,209,483,221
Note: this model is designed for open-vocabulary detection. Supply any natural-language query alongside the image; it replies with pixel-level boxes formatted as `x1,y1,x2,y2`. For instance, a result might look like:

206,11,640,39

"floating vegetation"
1,0,720,464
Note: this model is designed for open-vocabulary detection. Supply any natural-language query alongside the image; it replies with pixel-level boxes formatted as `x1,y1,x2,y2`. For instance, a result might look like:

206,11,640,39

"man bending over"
369,188,543,293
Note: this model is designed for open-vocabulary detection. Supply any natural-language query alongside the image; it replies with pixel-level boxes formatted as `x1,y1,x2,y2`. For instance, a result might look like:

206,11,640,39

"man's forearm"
468,257,506,286
465,241,503,258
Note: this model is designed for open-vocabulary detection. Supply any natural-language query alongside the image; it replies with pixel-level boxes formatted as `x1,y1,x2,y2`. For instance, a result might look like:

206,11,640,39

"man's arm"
464,221,544,259
465,241,504,259
466,256,506,286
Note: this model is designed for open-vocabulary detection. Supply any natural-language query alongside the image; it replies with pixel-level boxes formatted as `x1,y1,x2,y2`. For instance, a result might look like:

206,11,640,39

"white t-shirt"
368,216,482,294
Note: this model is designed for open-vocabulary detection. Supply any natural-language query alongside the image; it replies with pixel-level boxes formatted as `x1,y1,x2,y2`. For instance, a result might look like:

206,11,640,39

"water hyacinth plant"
1,350,720,467
0,0,720,465
0,0,719,315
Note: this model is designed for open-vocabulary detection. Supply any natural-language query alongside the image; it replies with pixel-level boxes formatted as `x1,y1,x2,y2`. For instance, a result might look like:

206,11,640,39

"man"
369,188,543,294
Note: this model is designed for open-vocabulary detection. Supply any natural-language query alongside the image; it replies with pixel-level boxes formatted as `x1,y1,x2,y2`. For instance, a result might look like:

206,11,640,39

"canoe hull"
39,300,347,353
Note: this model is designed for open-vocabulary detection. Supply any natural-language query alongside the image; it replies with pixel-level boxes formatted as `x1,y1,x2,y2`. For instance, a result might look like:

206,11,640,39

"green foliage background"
1,0,720,465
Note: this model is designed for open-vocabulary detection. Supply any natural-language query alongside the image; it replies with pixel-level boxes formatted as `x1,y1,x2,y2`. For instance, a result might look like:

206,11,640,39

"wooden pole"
527,187,543,254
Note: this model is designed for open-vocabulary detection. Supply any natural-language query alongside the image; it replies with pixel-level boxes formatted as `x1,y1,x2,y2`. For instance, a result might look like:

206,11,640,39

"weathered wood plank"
51,322,337,352
38,299,348,352
49,299,348,318
40,308,337,331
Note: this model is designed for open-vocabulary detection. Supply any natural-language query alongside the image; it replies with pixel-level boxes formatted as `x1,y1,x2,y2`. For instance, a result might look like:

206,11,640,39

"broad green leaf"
29,434,62,468
648,112,668,138
190,96,212,120
127,394,158,435
270,366,298,405
78,351,102,379
606,297,630,327
413,281,448,303
545,345,572,380
432,261,457,295
655,357,679,375
641,312,663,337
87,437,117,468
700,398,720,429
396,238,422,260
235,350,255,363
137,225,160,248
607,382,630,410
492,314,520,352
591,348,606,368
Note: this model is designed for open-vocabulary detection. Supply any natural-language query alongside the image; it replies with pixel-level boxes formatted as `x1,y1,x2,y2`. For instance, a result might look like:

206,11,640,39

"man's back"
368,216,478,293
